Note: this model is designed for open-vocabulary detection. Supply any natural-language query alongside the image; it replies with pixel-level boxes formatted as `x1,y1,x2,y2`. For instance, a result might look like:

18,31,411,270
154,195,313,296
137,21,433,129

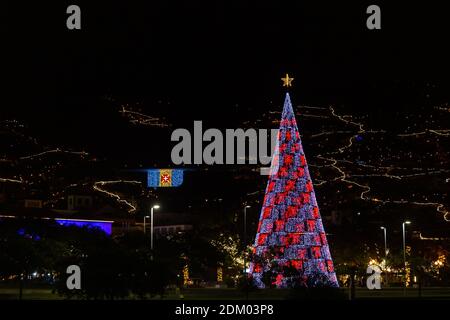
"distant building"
24,199,43,208
154,224,193,235
0,188,131,236
67,194,93,210
137,212,194,236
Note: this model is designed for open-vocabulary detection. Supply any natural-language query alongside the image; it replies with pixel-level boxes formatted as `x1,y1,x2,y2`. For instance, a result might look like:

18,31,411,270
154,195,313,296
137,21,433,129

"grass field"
1,286,450,300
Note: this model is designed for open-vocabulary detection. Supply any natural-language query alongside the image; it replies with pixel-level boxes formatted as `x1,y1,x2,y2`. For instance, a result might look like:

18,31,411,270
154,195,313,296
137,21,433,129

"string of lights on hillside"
0,177,23,183
119,105,170,128
1,147,89,186
92,180,142,213
1,119,152,212
19,148,89,160
312,105,450,222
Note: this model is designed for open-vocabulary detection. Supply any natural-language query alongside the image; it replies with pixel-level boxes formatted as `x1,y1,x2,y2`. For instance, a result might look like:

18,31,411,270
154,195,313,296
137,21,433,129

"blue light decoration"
55,218,113,235
147,169,184,188
249,93,339,288
17,228,41,240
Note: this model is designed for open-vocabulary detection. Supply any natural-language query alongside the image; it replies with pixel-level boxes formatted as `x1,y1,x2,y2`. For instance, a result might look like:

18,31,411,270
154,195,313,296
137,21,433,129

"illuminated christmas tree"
249,89,338,288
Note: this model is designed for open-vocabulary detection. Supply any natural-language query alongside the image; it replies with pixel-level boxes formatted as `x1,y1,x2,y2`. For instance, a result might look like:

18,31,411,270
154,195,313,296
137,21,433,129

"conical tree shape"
249,93,338,288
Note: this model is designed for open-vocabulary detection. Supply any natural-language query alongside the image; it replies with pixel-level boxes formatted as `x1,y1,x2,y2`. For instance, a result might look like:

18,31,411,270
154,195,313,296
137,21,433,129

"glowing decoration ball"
249,93,339,288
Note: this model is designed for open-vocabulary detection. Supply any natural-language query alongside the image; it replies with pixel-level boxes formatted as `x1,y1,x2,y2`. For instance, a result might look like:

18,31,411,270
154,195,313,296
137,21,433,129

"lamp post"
380,226,387,259
243,205,251,275
402,221,411,291
380,226,388,285
150,205,160,251
144,216,150,234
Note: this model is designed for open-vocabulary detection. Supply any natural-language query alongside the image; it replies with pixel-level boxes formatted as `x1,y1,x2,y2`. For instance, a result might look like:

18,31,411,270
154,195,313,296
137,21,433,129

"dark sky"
2,1,449,155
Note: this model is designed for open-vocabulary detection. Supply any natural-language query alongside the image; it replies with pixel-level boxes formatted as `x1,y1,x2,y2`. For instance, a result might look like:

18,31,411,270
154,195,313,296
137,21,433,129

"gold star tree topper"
281,73,294,87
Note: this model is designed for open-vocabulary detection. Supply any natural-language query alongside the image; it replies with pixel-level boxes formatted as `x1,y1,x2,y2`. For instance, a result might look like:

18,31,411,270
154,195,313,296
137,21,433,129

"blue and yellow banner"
147,169,184,188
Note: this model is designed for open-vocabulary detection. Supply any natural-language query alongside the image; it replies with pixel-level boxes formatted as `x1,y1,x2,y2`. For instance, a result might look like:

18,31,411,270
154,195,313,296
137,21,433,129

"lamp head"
153,205,160,209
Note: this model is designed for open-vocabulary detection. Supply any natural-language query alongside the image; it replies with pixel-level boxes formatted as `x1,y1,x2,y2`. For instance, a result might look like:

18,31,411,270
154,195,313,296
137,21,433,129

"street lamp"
402,221,411,290
380,226,388,285
150,205,160,251
380,226,387,258
243,205,251,275
144,215,150,234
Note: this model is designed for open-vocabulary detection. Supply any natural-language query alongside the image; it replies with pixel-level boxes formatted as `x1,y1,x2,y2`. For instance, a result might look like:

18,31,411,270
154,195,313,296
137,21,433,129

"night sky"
2,1,449,158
